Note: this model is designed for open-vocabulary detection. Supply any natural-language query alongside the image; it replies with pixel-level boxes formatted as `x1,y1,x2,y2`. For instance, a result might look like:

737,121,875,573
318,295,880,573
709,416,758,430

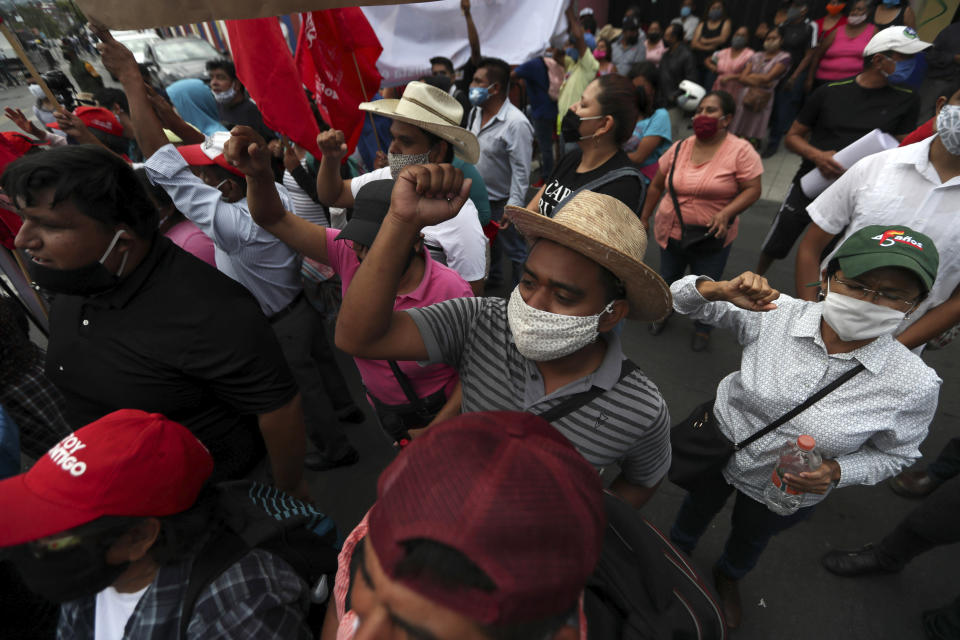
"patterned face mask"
388,151,431,179
506,287,614,361
937,104,960,156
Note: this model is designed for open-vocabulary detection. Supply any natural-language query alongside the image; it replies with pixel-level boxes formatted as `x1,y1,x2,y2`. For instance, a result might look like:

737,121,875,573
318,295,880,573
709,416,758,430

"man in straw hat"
335,163,674,508
315,80,487,294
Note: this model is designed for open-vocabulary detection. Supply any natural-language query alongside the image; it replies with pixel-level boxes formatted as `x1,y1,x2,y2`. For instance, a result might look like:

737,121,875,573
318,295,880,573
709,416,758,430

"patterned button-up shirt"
57,549,311,640
672,275,941,507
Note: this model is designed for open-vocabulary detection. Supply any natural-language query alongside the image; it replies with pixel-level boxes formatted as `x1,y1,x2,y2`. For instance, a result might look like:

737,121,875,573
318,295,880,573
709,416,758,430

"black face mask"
625,34,639,45
27,229,128,296
561,109,606,143
7,540,130,603
647,32,662,43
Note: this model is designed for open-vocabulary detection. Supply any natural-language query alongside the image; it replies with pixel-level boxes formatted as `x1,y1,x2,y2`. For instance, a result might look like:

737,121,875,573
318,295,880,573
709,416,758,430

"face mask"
647,32,662,43
821,281,906,341
692,114,721,140
731,35,748,48
680,6,692,17
826,3,846,15
882,56,917,84
28,229,129,296
882,0,900,5
708,8,723,20
846,13,867,24
212,86,237,104
937,104,960,156
29,84,46,100
565,47,580,62
469,86,490,106
388,151,431,179
506,287,614,361
764,39,781,52
7,540,130,603
624,35,639,45
560,110,605,143
593,48,607,60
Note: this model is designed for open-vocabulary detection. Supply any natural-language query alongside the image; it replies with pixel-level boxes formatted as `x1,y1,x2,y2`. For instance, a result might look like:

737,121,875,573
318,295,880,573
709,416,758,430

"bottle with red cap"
763,435,822,516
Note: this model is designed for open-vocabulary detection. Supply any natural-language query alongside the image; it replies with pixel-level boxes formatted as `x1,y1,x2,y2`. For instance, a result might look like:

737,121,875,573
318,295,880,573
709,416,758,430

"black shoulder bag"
667,138,726,254
669,363,866,491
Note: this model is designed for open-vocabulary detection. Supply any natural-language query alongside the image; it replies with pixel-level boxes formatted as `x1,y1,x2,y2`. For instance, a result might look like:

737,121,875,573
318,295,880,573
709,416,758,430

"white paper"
799,129,900,199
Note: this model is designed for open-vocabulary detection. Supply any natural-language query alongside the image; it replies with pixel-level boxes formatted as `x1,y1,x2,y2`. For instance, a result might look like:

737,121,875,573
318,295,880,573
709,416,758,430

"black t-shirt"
45,237,297,448
538,149,644,218
219,98,276,142
794,78,920,175
779,19,814,75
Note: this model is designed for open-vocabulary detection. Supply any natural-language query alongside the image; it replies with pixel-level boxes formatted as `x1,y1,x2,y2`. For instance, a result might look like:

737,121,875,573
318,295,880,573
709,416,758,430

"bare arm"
335,165,472,361
897,285,960,350
257,395,310,501
526,183,546,210
566,3,588,58
610,476,662,508
145,86,205,145
462,0,482,65
4,107,45,138
794,222,836,300
705,174,762,238
805,31,835,92
223,126,330,264
784,120,845,179
690,22,709,51
627,134,666,166
315,129,355,207
903,6,916,30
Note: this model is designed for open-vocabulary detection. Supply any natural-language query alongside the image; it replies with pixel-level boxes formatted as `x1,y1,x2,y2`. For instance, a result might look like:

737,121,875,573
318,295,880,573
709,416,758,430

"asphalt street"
2,73,958,638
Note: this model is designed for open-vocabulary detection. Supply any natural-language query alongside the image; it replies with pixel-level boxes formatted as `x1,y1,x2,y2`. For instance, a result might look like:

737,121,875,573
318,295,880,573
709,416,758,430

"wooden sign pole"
0,18,63,110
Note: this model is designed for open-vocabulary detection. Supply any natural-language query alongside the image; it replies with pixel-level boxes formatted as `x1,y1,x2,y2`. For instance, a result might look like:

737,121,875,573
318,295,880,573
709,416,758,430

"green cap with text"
835,225,938,292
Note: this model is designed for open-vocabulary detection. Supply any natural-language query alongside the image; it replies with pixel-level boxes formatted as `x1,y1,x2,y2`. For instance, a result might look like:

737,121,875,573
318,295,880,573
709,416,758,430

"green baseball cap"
835,225,938,292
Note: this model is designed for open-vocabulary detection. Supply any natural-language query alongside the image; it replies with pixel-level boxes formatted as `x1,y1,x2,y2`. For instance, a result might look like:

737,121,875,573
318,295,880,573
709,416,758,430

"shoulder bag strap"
734,362,867,451
538,359,639,424
387,360,427,412
560,166,649,216
667,138,687,233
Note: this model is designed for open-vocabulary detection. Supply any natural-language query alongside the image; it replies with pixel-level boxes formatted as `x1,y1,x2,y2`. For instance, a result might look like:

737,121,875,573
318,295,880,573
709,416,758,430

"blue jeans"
670,478,815,580
659,242,732,333
766,70,807,152
489,199,528,287
532,116,556,181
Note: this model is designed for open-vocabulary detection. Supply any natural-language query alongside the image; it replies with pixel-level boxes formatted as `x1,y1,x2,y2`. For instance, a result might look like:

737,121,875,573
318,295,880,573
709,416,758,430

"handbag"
741,87,772,112
668,363,866,491
667,139,725,254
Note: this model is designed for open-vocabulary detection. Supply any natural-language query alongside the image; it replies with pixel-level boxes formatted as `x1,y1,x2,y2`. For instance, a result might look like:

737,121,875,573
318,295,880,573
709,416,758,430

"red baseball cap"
0,131,46,157
49,106,124,137
0,409,213,547
177,130,244,177
368,411,606,626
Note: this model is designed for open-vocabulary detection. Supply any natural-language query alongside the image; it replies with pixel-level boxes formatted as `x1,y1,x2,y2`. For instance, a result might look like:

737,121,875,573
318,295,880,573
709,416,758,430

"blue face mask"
469,86,490,107
881,0,900,5
565,46,580,62
884,56,916,84
680,6,692,17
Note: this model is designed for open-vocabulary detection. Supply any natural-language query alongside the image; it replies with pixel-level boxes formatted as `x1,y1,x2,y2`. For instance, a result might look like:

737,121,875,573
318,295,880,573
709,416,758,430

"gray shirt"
611,34,647,76
467,99,534,207
407,296,672,486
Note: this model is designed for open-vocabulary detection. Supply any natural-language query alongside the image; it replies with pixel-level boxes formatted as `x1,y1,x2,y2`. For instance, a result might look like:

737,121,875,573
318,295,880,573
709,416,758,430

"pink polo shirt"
326,228,472,405
164,219,216,267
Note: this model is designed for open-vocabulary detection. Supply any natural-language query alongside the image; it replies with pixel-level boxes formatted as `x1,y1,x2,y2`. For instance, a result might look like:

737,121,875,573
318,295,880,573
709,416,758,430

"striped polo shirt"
407,297,672,486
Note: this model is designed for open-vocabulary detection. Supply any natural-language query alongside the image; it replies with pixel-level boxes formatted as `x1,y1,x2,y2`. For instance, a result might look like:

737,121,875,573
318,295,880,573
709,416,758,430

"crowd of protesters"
1,0,960,638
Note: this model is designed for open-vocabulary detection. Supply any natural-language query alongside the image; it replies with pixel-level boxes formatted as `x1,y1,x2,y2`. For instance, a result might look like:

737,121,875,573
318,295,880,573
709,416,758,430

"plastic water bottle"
763,435,822,516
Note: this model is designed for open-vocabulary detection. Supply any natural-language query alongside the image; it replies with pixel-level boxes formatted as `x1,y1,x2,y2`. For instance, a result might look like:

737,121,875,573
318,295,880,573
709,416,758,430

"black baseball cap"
337,179,394,248
622,16,640,30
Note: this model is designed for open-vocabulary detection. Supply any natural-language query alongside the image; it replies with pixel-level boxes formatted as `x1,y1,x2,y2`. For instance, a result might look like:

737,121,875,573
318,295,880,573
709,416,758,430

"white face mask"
937,104,960,156
506,287,615,361
212,86,237,104
388,151,431,179
821,280,905,342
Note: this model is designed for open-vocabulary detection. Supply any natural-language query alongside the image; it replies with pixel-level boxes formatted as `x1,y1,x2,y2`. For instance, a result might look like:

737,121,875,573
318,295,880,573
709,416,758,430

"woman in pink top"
640,90,763,351
808,0,876,91
706,26,754,96
163,216,216,267
645,22,666,65
816,0,848,43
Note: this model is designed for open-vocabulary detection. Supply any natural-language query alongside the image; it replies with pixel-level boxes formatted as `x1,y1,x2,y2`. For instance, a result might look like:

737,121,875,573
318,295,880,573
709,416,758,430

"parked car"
111,30,161,64
143,37,222,87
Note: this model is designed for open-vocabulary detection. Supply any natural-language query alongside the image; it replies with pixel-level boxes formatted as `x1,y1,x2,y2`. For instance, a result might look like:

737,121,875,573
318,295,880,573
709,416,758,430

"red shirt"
900,117,936,147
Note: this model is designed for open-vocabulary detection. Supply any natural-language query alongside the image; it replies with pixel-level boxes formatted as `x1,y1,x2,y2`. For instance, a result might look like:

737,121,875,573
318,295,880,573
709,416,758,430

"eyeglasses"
831,275,920,312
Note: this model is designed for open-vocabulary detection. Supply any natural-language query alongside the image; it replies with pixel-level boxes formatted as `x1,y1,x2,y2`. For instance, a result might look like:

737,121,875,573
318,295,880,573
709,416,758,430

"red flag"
295,8,383,156
224,18,322,159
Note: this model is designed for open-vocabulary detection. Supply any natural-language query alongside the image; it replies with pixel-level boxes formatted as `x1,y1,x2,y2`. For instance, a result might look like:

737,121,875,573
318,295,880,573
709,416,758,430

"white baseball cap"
863,26,932,58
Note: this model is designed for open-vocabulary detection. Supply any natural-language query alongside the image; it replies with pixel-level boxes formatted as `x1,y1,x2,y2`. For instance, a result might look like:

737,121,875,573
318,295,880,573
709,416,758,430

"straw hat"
505,191,672,321
359,81,480,164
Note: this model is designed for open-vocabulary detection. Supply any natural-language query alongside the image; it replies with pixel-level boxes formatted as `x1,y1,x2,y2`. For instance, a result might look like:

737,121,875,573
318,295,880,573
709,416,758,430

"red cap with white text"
0,409,213,547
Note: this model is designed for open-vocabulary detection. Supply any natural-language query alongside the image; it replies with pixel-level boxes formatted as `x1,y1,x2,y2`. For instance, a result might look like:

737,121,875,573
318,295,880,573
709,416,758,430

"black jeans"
670,469,815,580
927,437,960,482
876,472,960,568
659,242,733,333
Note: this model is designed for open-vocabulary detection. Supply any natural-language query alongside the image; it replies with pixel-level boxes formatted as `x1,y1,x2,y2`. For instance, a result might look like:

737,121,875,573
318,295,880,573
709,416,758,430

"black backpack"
584,492,727,639
178,481,341,639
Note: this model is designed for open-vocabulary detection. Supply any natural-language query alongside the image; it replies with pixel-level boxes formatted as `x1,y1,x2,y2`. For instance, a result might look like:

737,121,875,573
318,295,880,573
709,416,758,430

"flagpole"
351,50,382,152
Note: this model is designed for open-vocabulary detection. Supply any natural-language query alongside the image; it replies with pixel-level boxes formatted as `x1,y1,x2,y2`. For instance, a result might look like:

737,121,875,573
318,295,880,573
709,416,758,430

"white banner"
362,0,568,87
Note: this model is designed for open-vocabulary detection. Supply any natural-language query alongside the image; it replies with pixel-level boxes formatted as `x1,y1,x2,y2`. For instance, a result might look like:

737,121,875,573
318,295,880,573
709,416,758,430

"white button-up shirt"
468,99,534,207
808,136,960,333
672,275,941,507
144,144,302,317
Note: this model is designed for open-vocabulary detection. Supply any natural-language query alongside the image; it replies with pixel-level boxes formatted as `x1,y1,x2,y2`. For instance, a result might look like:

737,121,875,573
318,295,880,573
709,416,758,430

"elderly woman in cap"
666,225,942,629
